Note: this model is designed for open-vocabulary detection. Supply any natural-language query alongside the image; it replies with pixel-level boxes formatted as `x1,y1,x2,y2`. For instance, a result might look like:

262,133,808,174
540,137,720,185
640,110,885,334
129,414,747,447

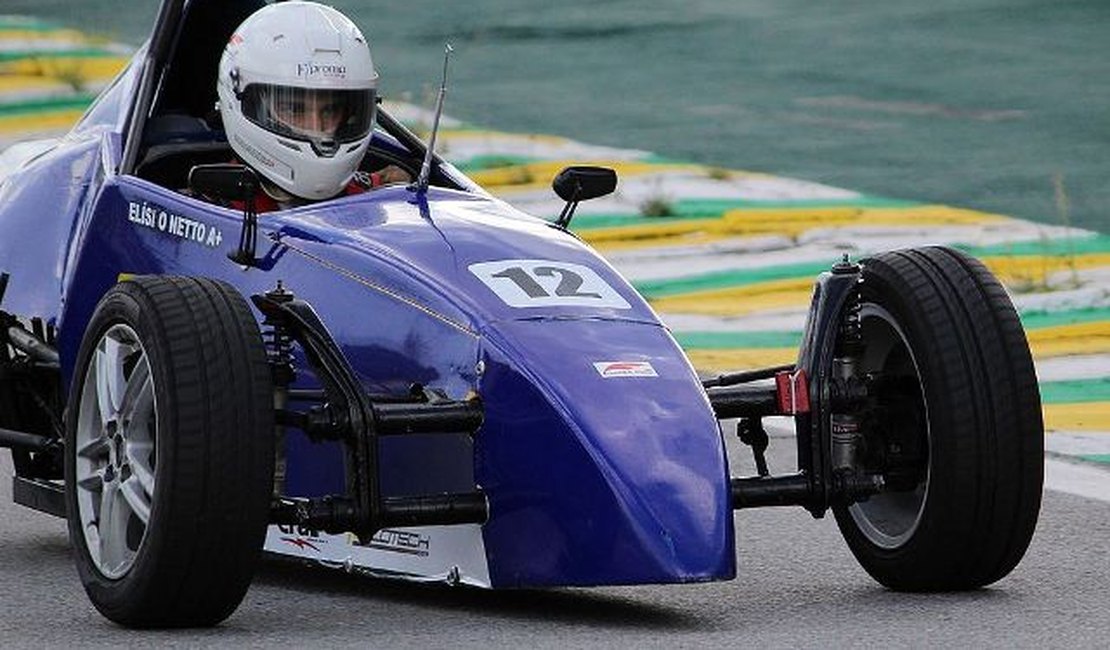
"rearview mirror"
552,166,617,203
188,164,261,267
188,163,258,202
551,166,617,229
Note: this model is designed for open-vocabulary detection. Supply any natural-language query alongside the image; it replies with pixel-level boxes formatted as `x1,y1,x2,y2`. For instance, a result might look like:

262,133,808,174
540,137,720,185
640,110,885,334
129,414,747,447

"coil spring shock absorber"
261,281,297,495
830,259,865,480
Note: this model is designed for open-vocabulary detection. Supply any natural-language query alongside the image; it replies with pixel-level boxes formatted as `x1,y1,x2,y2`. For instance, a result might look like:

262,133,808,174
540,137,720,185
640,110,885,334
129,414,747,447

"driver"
214,1,410,212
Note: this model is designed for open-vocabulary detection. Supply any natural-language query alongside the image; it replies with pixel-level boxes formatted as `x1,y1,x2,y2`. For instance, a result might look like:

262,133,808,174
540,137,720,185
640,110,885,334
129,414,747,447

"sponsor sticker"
593,361,658,378
277,524,325,553
280,536,321,553
367,529,431,557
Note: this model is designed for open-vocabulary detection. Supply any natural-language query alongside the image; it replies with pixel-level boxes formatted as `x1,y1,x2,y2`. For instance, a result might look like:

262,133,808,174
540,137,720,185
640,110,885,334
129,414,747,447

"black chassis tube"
706,383,780,420
252,293,381,539
251,291,487,537
0,426,58,452
119,0,186,175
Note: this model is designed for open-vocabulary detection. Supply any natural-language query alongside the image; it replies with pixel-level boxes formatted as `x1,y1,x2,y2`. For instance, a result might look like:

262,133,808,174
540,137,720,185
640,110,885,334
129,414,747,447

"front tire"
65,276,274,627
833,247,1043,591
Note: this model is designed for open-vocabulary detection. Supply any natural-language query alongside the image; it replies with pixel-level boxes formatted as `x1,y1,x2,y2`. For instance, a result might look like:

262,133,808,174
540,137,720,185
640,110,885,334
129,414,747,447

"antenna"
414,43,453,195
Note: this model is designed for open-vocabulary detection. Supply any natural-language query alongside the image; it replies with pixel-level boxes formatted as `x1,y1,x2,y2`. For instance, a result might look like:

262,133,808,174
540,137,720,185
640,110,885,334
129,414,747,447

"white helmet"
217,1,378,200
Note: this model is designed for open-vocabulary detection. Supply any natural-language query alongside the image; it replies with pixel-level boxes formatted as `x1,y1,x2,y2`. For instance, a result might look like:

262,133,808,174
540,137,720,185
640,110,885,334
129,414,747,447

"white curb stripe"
1045,458,1110,503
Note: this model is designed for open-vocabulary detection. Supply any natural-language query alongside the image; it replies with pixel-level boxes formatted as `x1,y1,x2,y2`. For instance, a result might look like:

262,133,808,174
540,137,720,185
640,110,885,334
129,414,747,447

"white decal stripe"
262,524,492,587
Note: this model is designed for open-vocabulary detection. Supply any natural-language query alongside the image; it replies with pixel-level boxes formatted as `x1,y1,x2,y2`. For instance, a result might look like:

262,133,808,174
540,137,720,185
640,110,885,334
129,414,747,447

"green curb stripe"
641,153,693,164
1041,380,1110,405
455,154,545,171
436,123,484,133
0,49,118,63
0,18,59,32
0,95,96,117
636,244,1110,300
673,330,802,349
635,260,832,298
1040,379,1110,404
1080,454,1110,465
960,234,1110,258
1020,307,1110,330
574,197,919,230
673,308,1109,351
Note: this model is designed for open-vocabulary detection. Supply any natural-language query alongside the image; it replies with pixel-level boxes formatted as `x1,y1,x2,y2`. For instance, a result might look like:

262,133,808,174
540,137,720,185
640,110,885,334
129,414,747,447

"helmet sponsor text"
297,62,348,79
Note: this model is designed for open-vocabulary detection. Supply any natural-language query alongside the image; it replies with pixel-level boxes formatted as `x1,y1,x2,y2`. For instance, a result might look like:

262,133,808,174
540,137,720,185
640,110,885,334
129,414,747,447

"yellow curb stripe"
0,29,88,42
471,159,700,191
680,322,1110,374
0,76,68,92
582,204,1004,249
593,231,773,253
0,109,85,134
981,253,1110,286
651,278,815,316
646,253,1110,317
1044,402,1110,432
1027,321,1110,358
0,56,127,81
684,347,798,371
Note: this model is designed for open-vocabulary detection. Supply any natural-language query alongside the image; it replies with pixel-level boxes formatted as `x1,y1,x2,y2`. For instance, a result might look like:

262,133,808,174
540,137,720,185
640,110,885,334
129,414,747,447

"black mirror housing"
552,166,617,203
188,163,259,202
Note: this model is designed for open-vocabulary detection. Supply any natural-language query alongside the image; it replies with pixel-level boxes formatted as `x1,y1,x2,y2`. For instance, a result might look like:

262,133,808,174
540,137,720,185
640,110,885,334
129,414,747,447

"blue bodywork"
0,0,736,587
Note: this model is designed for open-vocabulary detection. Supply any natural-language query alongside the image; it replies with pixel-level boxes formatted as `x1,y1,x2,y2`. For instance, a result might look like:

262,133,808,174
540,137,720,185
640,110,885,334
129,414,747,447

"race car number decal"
469,260,631,308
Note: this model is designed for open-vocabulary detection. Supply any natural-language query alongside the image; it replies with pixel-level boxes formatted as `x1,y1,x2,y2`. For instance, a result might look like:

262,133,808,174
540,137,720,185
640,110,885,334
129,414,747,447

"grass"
1006,172,1085,294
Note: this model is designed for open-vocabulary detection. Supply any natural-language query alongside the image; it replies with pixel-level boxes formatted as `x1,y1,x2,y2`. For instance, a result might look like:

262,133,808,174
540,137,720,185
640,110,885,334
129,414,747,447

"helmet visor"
241,84,376,155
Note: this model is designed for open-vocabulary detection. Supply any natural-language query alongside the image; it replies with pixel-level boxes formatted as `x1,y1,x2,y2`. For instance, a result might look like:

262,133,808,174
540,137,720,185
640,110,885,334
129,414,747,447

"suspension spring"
831,274,865,474
261,281,297,388
261,281,297,496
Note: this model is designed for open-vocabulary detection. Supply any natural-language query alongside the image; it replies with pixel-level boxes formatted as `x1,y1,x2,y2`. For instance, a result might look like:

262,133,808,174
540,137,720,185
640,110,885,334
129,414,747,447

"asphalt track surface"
3,436,1108,648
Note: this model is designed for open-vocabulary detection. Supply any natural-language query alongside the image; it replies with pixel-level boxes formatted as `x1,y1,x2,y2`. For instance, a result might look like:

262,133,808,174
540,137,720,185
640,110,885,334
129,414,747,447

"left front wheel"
65,276,274,627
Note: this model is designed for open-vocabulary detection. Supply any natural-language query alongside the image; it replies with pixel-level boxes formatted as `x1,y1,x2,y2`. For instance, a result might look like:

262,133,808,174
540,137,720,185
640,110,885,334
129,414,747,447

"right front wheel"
833,246,1043,591
65,276,275,627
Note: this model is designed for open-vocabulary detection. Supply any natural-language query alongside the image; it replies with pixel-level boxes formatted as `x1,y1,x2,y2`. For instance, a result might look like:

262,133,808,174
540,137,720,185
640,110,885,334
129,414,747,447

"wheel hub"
73,324,158,579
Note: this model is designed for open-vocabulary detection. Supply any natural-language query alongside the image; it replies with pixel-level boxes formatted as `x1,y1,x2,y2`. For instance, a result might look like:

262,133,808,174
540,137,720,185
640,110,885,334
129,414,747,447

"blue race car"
0,0,1043,628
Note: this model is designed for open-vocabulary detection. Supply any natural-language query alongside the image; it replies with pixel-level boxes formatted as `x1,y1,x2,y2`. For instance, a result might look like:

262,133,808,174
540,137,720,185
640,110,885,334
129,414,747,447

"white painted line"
1036,354,1110,382
1046,433,1110,457
1045,458,1110,503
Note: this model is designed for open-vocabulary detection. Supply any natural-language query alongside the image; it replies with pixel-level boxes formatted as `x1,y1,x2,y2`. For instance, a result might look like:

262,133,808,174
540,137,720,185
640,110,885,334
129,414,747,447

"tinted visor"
241,84,376,155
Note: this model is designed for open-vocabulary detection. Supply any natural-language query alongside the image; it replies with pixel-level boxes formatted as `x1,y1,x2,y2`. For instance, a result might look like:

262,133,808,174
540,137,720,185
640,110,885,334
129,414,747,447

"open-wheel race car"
0,0,1043,628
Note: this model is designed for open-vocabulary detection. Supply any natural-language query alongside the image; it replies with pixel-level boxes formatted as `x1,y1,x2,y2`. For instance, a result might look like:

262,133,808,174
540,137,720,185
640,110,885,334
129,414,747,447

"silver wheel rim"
74,324,157,579
847,304,930,550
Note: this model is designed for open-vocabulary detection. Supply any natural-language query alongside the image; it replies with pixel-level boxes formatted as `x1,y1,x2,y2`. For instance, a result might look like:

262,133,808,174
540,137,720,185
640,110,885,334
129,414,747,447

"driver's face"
272,92,347,136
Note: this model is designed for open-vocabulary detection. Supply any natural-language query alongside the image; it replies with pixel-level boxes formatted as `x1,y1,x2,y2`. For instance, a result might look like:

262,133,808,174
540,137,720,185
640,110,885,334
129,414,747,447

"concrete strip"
1045,458,1110,503
1046,431,1110,457
1037,354,1110,382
